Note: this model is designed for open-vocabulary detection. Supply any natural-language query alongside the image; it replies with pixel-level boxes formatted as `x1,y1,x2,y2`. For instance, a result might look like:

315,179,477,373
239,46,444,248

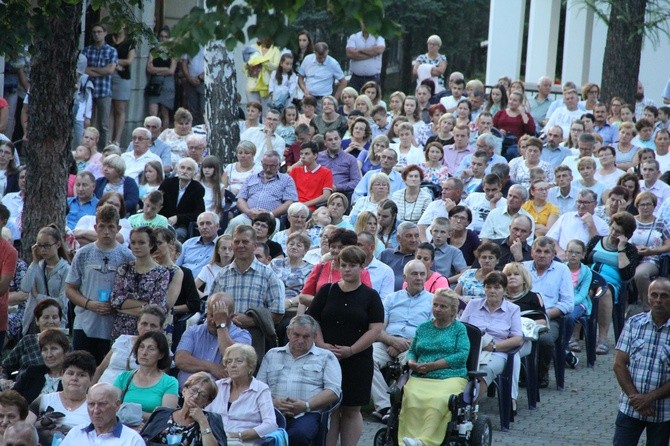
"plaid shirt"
2,334,42,377
616,312,670,422
237,172,298,212
257,344,341,407
210,259,285,315
82,43,118,98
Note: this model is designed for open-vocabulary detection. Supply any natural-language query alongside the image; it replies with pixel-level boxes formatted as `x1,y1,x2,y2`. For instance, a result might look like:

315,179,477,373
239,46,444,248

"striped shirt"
616,312,670,422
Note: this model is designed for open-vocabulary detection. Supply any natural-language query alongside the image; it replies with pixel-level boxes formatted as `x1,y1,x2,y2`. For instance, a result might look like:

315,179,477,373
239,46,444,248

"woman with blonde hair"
358,135,390,174
350,172,391,225
223,140,262,196
354,94,374,120
389,91,406,118
338,86,359,117
353,211,385,256
425,113,455,147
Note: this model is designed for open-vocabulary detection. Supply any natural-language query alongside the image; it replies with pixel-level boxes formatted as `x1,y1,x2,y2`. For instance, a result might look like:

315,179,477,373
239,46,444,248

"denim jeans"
614,411,670,446
564,303,587,348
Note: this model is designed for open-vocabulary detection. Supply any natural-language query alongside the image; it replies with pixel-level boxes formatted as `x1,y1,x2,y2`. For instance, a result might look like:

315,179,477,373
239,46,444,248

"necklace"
403,189,418,221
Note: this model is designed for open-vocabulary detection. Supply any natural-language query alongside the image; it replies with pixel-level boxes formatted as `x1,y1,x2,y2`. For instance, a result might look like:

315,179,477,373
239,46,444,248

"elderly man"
317,130,361,199
352,148,403,202
480,185,535,241
529,76,554,131
613,278,670,445
176,211,219,279
185,134,207,166
60,383,144,445
346,27,385,92
126,116,172,173
541,126,571,168
211,225,285,326
121,127,162,183
158,157,205,241
3,422,38,446
544,89,583,138
455,133,507,178
523,237,574,388
257,315,341,446
370,260,433,421
66,171,99,230
546,189,608,260
240,109,286,163
358,231,395,300
379,222,421,291
418,178,463,241
225,150,298,235
298,42,347,102
473,215,534,270
0,391,28,438
175,293,251,387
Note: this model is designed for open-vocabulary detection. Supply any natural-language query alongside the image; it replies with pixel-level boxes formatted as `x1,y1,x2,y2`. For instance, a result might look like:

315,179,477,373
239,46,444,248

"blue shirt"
383,289,433,339
298,54,345,97
66,196,98,230
594,122,618,146
456,153,508,177
82,43,118,98
352,169,403,202
522,260,574,315
176,236,216,277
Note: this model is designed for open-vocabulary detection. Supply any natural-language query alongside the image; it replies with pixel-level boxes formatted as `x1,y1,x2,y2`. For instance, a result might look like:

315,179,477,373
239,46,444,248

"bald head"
88,383,120,402
3,422,38,446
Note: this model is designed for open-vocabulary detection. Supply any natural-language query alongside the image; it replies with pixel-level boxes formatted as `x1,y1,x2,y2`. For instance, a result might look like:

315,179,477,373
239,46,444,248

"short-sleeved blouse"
522,200,560,227
420,163,450,186
509,160,555,188
457,268,486,299
270,257,314,298
391,188,433,224
114,370,179,413
414,53,448,90
224,163,262,195
630,218,670,265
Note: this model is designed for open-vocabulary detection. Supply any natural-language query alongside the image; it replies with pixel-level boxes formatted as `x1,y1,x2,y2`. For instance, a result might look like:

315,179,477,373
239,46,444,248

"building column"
525,0,561,84
0,56,4,98
561,0,594,86
486,0,526,86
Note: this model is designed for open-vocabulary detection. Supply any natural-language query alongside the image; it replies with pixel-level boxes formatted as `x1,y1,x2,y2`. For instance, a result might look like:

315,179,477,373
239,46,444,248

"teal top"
114,371,179,413
406,320,469,380
128,213,169,229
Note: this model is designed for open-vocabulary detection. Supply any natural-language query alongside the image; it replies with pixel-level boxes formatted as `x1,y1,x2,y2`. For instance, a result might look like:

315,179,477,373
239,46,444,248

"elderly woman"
342,117,372,158
446,205,480,266
223,141,262,196
308,246,384,446
311,96,348,136
272,202,310,254
455,241,500,301
2,299,64,381
27,350,97,429
141,371,226,446
509,137,554,188
326,192,352,230
93,305,166,385
93,154,139,215
13,329,70,404
391,165,432,224
399,289,469,446
630,192,670,314
412,35,448,93
460,271,523,398
205,344,277,445
159,107,195,167
114,332,179,420
350,172,391,225
252,212,284,258
20,225,70,334
614,122,640,171
585,212,640,355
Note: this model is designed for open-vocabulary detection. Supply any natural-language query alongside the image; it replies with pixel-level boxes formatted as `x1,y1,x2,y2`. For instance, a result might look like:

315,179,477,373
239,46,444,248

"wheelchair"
373,322,492,446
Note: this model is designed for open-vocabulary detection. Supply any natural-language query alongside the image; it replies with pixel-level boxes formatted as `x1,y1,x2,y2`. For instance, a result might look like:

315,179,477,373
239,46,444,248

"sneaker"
402,438,425,446
372,407,390,424
565,351,579,369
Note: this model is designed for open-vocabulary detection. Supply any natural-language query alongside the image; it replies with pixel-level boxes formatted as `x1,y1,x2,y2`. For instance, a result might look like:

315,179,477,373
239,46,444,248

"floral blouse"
457,268,486,299
420,163,450,186
270,258,314,299
110,262,170,337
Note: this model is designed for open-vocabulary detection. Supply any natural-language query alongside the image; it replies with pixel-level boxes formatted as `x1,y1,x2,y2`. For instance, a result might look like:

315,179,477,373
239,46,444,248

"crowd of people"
2,23,670,446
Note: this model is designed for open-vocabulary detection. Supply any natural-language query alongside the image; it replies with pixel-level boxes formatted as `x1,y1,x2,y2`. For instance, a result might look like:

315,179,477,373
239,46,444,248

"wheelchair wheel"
470,415,492,446
374,427,392,446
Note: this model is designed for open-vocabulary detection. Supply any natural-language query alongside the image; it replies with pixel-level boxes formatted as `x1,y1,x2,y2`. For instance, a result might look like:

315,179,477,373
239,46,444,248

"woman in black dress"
308,246,384,446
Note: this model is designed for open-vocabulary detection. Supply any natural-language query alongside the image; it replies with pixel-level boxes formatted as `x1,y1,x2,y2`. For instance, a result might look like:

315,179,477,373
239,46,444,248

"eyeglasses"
638,202,655,207
185,387,208,398
36,242,57,249
262,163,279,169
450,215,467,222
577,200,595,206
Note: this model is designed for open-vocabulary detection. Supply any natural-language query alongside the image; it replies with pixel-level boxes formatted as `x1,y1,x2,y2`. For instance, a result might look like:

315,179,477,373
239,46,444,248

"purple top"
317,150,362,193
460,298,522,360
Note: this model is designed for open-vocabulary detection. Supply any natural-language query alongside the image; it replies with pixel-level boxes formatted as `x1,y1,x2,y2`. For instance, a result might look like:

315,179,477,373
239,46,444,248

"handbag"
146,77,162,97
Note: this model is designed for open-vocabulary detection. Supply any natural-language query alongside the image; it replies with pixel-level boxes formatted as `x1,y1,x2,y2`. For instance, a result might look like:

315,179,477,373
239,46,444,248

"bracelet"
84,299,90,309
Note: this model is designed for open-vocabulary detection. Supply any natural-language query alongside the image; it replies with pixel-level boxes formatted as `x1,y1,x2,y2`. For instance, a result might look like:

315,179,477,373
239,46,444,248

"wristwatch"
491,341,497,352
217,322,227,330
305,401,311,413
202,428,212,435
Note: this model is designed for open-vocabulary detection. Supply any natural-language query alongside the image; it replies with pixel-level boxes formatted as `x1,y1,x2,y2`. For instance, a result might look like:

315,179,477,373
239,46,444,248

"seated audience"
159,157,206,242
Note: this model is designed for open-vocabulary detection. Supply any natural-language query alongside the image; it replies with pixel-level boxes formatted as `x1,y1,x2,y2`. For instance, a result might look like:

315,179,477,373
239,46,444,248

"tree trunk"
600,0,647,106
204,41,239,165
23,2,82,258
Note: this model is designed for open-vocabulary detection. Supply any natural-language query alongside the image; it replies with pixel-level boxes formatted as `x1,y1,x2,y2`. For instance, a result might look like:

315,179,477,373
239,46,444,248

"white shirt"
240,127,286,164
594,168,625,190
544,107,584,137
346,32,385,76
657,153,670,174
640,179,670,214
61,422,144,446
462,192,506,232
121,150,162,184
366,257,396,301
561,155,601,181
480,207,535,243
546,211,609,249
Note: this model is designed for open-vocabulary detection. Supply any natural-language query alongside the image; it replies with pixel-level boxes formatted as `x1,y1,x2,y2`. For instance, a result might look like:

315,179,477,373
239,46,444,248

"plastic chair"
613,281,631,344
490,348,519,431
578,270,607,367
311,394,342,446
552,316,566,391
521,339,540,409
260,409,288,445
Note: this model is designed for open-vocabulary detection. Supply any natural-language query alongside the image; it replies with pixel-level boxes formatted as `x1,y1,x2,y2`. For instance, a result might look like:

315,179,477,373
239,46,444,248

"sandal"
569,339,581,352
596,341,610,355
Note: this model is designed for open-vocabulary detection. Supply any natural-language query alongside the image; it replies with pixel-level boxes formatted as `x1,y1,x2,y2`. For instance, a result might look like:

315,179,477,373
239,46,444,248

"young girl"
306,207,331,247
455,99,472,127
269,53,298,111
277,105,298,145
199,155,225,216
338,87,358,117
389,91,406,119
485,84,507,116
195,235,234,297
401,96,422,135
564,239,593,365
620,104,636,124
73,145,91,173
138,160,164,200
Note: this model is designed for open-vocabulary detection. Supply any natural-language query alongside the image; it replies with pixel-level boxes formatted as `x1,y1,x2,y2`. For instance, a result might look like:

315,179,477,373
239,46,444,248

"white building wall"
485,0,526,85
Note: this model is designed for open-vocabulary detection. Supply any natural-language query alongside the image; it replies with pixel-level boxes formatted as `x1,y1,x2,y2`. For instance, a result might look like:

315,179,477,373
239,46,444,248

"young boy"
371,105,390,139
128,191,169,229
73,145,91,172
574,157,606,204
66,204,134,364
429,217,467,281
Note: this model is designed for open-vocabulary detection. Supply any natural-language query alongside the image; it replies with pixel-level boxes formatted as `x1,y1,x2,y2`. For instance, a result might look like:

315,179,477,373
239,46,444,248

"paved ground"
358,338,651,446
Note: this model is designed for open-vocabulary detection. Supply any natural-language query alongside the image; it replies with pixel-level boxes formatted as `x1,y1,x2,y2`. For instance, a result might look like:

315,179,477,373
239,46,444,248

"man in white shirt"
121,127,162,184
639,160,670,214
544,89,583,138
546,189,609,259
439,78,466,112
345,28,385,92
462,174,506,232
418,178,463,241
240,109,286,164
480,185,535,241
